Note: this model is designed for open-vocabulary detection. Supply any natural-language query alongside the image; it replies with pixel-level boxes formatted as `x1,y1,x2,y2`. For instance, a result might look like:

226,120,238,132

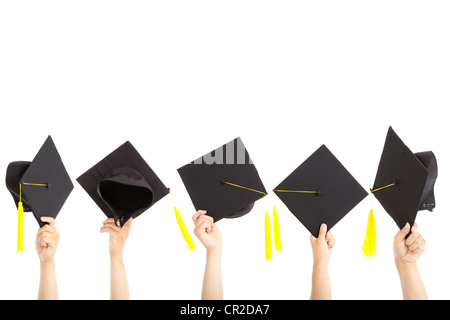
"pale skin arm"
36,216,60,300
393,222,427,300
100,217,132,300
309,223,335,300
193,210,223,300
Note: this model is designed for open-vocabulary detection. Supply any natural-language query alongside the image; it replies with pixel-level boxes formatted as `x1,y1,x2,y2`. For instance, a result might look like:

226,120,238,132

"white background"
0,1,449,300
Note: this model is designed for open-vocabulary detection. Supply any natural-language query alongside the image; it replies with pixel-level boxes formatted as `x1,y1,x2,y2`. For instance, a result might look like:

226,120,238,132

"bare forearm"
38,261,59,300
310,262,331,300
202,249,223,300
395,259,428,300
110,255,130,300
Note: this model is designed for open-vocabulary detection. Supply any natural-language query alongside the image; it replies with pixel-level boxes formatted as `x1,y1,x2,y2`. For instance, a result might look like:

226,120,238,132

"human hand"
393,222,426,264
193,210,222,254
100,217,132,259
310,223,336,267
35,217,60,264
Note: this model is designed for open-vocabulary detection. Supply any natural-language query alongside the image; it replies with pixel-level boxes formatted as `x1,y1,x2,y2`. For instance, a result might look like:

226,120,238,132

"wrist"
395,257,417,272
206,247,222,259
110,252,124,263
313,260,329,271
40,259,56,269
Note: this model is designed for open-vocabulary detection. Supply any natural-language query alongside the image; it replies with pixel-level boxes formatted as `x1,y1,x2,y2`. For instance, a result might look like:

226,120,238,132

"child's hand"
100,217,132,259
394,222,426,264
310,223,336,266
193,210,222,253
35,217,60,264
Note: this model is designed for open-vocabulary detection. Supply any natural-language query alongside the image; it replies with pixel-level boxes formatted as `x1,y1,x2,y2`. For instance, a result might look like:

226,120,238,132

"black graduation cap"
273,144,368,238
5,136,74,227
5,136,74,253
177,137,267,222
77,141,170,227
371,127,438,230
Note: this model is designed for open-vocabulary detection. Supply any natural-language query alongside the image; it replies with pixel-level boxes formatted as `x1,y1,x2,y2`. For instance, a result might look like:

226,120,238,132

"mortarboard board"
273,144,368,238
77,141,195,250
177,137,267,223
5,136,74,253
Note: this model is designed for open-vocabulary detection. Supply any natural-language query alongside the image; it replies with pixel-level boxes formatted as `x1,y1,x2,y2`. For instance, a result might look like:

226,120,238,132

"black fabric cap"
177,137,267,222
415,151,438,212
77,141,169,227
5,136,74,227
372,127,436,229
274,144,368,237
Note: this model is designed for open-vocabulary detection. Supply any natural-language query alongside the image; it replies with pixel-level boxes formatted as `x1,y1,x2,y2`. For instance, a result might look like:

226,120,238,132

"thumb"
317,223,327,240
394,222,411,242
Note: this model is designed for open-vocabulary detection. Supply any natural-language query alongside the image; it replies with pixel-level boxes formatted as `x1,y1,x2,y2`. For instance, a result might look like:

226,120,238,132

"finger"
327,235,336,249
198,220,213,232
37,228,59,242
327,237,336,249
198,214,214,226
394,223,411,242
100,222,121,231
409,242,426,258
418,238,427,253
40,216,56,228
38,231,56,239
411,222,419,234
408,234,424,251
100,225,121,235
37,224,54,235
123,217,133,228
325,231,334,243
195,220,213,235
192,210,207,224
102,218,115,225
40,238,49,248
40,236,57,248
101,220,122,230
317,223,327,240
37,234,58,247
405,228,420,247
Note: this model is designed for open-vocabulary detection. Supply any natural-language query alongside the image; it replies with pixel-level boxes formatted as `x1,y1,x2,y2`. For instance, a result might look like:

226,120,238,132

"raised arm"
100,217,132,300
310,223,335,300
393,222,428,300
36,217,60,300
193,210,223,300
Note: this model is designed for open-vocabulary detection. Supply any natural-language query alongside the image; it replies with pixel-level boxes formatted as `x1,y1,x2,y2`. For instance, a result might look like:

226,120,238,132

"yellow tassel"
273,206,282,252
265,211,272,261
361,209,377,257
174,206,196,251
17,201,24,253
